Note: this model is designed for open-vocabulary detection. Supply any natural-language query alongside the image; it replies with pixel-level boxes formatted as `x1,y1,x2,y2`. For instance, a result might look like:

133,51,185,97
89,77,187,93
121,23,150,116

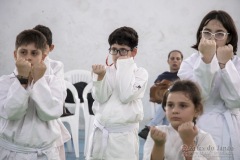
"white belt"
0,136,53,157
223,110,240,159
87,119,138,160
229,108,239,115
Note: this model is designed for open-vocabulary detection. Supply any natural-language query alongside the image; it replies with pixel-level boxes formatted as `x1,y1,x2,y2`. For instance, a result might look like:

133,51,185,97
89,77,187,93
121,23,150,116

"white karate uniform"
143,125,220,160
0,57,70,159
44,56,65,78
178,53,240,160
87,58,148,160
44,56,71,158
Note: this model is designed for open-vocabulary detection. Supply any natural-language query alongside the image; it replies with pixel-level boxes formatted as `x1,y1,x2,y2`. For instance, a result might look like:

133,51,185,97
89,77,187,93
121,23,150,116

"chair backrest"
64,80,81,115
82,82,93,118
65,80,80,103
82,82,94,157
64,69,92,84
64,69,92,130
61,80,81,158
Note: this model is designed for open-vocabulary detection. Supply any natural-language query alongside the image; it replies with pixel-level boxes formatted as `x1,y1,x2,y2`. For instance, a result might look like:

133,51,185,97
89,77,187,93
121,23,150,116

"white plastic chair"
64,69,92,156
64,69,92,129
64,69,92,85
82,82,95,157
60,80,81,158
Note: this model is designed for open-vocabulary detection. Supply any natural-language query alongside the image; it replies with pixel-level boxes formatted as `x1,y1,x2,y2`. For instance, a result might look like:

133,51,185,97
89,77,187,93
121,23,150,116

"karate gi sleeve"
115,58,148,103
193,132,220,160
218,57,240,108
0,76,30,120
92,70,113,104
31,76,66,121
142,129,154,160
178,53,219,100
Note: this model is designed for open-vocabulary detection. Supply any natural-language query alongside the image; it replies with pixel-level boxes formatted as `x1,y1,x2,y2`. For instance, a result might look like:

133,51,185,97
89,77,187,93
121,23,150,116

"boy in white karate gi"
0,29,69,159
33,24,71,159
33,24,64,78
87,26,148,160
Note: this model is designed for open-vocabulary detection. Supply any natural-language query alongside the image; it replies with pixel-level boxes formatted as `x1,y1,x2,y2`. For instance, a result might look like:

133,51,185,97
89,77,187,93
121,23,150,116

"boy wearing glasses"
88,26,148,160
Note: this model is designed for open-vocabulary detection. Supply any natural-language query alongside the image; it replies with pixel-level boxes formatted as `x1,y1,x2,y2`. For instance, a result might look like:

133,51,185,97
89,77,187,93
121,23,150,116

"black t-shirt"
154,71,179,83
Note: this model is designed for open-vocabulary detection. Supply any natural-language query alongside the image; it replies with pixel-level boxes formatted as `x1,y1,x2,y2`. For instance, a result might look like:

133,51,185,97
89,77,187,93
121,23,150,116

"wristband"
17,75,28,84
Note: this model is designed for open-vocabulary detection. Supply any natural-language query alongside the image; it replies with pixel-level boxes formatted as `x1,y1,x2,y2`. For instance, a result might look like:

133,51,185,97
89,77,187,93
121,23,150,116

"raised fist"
31,61,46,82
178,122,198,145
198,38,216,63
150,126,166,146
15,58,31,78
92,64,106,76
217,44,233,64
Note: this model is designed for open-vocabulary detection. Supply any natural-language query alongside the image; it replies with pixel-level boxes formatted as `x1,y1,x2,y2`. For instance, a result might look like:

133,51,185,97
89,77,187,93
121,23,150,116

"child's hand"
178,122,198,145
92,64,106,81
216,44,233,64
198,37,216,63
92,64,106,76
31,61,46,82
15,58,31,78
150,126,166,146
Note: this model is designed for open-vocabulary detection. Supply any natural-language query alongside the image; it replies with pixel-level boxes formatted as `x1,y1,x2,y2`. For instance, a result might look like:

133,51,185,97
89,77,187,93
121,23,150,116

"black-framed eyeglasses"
201,30,229,40
109,48,132,56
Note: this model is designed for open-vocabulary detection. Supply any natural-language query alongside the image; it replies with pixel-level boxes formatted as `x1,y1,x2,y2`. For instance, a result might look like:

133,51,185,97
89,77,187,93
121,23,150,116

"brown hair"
192,10,238,54
15,29,47,53
33,24,52,46
162,80,203,123
108,26,138,49
167,50,183,60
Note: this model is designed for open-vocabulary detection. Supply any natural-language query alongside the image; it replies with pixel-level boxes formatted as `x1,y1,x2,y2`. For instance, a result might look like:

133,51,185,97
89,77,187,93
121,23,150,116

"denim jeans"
148,103,169,126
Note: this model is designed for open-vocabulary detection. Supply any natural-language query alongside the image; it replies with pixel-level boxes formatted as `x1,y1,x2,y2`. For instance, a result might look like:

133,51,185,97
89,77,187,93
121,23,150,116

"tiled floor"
65,129,146,160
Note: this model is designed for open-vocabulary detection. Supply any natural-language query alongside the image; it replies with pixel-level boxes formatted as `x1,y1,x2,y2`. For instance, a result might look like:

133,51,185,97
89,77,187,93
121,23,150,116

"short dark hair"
108,26,138,49
33,24,52,46
162,80,203,118
167,50,183,60
192,10,238,54
15,29,47,53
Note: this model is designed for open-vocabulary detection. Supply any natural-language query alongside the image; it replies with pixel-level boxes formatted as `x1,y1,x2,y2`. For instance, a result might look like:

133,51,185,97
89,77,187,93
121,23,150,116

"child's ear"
194,104,203,116
192,117,197,125
167,59,170,65
49,44,54,52
14,51,17,61
131,47,137,57
42,53,47,61
227,35,232,44
194,110,199,117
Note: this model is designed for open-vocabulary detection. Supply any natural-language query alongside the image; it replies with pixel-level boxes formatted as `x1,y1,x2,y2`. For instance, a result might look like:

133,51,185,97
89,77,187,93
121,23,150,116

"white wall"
0,0,239,120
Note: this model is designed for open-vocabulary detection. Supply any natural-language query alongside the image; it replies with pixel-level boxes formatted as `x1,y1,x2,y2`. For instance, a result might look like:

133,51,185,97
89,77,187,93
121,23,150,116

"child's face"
14,43,45,65
110,44,136,65
202,19,230,48
165,91,198,130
